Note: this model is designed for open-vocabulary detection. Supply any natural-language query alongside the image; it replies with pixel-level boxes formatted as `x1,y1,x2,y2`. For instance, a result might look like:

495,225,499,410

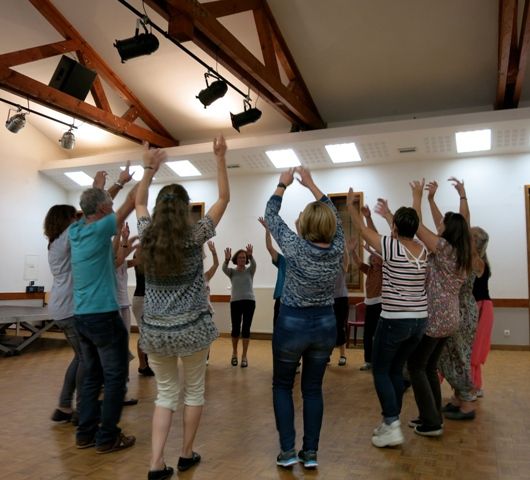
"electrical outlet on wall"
503,329,511,337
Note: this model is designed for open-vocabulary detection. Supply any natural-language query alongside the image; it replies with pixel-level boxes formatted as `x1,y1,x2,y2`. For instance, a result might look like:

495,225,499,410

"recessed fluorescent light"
325,142,362,163
455,129,491,153
64,171,93,186
166,160,202,177
265,149,301,168
120,165,143,181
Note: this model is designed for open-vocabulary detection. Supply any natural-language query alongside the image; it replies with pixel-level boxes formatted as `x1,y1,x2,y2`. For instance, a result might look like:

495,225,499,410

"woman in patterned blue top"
135,137,229,480
265,166,344,469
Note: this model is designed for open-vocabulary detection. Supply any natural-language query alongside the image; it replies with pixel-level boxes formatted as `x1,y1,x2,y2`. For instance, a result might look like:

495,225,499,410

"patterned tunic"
438,273,478,401
137,215,218,356
425,238,466,337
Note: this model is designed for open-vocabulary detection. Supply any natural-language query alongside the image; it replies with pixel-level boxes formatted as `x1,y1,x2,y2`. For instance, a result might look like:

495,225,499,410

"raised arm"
374,198,393,229
204,240,219,281
348,188,382,254
425,180,443,228
361,205,378,233
448,177,470,225
107,161,133,200
258,216,278,262
222,247,232,277
410,179,440,252
135,144,167,220
246,244,256,276
205,135,230,227
295,166,324,200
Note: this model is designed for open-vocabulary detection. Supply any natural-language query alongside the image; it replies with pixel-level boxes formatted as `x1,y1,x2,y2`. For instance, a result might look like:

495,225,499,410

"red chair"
346,302,366,348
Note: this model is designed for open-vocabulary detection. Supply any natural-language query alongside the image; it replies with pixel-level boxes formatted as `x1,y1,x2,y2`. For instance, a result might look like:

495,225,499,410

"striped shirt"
380,236,428,319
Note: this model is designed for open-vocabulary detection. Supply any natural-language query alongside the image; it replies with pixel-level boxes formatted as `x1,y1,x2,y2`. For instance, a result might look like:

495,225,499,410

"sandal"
177,452,201,472
231,356,238,366
96,432,136,454
148,465,174,480
241,358,248,368
338,356,347,366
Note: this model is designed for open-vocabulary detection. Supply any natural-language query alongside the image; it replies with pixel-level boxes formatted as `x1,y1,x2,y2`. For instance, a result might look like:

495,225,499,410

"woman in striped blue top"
348,188,428,449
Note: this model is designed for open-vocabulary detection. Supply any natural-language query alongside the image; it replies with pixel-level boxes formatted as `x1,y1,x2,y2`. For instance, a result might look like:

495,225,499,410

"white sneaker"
371,420,404,448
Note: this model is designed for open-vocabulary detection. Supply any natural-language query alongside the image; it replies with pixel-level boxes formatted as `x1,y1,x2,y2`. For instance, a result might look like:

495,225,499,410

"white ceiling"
2,0,530,189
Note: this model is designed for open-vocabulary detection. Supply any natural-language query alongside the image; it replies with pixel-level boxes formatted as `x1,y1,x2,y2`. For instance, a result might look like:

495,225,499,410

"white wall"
41,149,530,344
0,104,69,292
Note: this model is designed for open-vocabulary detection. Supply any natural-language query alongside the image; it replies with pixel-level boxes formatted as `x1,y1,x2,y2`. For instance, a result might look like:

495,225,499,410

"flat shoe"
443,409,475,421
231,356,238,366
123,398,139,406
147,465,174,480
96,433,136,454
177,452,201,472
241,358,248,368
338,355,347,366
441,402,460,413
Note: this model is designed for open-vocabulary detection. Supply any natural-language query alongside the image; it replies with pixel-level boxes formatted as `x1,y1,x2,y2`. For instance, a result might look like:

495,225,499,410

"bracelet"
277,182,287,189
460,196,467,200
115,181,124,188
144,166,154,170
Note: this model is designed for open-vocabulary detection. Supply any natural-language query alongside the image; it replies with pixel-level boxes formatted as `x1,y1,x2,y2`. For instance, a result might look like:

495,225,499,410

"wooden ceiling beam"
27,0,178,144
495,0,530,109
144,0,325,130
76,51,112,113
0,67,175,148
0,39,80,68
202,0,262,18
253,7,280,79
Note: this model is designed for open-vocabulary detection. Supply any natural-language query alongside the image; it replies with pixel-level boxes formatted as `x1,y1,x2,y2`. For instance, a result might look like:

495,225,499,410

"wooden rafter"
496,0,530,109
144,0,325,130
0,0,177,147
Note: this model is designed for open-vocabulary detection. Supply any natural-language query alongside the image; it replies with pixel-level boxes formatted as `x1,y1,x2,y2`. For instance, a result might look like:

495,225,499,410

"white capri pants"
149,348,209,411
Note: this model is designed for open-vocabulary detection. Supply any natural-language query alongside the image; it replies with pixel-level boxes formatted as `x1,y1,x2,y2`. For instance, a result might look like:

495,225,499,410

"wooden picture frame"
329,192,364,292
190,202,205,222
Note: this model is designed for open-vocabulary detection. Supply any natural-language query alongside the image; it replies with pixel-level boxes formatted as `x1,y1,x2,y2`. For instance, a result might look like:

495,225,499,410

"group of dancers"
43,136,492,479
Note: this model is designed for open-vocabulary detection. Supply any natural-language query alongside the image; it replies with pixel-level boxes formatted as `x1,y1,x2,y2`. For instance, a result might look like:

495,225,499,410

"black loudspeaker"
49,55,97,101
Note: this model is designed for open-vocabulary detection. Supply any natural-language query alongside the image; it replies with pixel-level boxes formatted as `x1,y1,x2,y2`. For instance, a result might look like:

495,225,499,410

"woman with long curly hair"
136,137,229,480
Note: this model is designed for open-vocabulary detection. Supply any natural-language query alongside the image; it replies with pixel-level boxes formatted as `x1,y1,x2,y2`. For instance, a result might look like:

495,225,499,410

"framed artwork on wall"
329,192,364,292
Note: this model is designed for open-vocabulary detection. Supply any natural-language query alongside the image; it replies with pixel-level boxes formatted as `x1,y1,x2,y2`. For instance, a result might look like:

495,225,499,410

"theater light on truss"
120,165,144,181
196,72,228,108
325,142,362,163
231,99,262,132
64,171,93,186
114,17,159,63
455,129,491,153
166,160,202,177
59,127,75,150
266,149,301,169
5,108,27,133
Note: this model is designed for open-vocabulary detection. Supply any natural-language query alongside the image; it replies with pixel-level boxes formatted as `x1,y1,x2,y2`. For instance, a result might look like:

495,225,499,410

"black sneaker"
51,409,72,423
276,449,298,467
298,450,318,468
441,402,460,413
177,452,201,472
414,424,443,437
408,417,422,428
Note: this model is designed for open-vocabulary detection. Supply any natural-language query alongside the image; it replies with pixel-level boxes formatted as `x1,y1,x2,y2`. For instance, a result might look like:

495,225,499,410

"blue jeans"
56,317,84,412
272,304,336,452
75,311,129,446
372,316,426,423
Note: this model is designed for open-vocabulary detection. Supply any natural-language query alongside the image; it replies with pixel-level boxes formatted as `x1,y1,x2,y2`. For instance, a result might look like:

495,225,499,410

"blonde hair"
299,201,336,243
471,226,489,263
141,184,191,276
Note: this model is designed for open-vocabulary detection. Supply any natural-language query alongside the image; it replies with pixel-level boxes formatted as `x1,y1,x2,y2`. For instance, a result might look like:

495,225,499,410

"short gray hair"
79,188,110,216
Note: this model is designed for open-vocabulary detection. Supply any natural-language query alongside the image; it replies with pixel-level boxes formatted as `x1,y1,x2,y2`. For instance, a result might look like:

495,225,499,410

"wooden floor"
1,333,529,480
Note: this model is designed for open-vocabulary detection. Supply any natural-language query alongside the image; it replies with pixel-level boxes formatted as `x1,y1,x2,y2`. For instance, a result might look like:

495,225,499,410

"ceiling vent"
398,146,417,153
227,164,240,169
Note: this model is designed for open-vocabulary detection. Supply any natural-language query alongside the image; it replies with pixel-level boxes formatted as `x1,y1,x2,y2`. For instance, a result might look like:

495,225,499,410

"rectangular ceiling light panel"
266,149,301,168
166,160,202,177
64,171,93,186
455,129,491,153
325,142,362,163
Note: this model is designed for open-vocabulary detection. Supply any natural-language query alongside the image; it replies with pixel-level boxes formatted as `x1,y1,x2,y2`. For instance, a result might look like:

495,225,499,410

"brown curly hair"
141,184,191,276
44,205,77,248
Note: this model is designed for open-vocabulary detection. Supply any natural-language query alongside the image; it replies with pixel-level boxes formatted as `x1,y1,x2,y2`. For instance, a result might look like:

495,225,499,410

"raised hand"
142,143,167,173
213,135,227,157
360,205,371,218
246,243,253,257
121,221,130,241
374,198,391,217
347,187,356,207
258,216,269,230
93,170,108,190
279,168,295,187
409,179,425,198
294,166,314,188
425,180,438,200
448,176,466,198
118,160,133,185
224,247,232,262
207,240,216,254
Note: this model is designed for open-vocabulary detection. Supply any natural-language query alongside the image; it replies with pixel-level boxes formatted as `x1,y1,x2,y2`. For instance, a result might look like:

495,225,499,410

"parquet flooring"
1,333,529,480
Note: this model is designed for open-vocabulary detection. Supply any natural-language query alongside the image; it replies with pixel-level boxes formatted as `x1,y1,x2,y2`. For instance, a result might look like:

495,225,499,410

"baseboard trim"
491,344,530,351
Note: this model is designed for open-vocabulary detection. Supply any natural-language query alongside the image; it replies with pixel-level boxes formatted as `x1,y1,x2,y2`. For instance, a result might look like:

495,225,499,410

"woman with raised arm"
265,166,343,469
136,136,229,480
222,243,256,367
348,188,427,448
435,178,484,421
406,179,472,437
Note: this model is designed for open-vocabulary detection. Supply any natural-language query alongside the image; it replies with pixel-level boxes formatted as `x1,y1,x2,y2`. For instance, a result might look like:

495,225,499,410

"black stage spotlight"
59,127,75,150
196,73,228,108
5,108,27,133
230,99,262,132
114,18,159,63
